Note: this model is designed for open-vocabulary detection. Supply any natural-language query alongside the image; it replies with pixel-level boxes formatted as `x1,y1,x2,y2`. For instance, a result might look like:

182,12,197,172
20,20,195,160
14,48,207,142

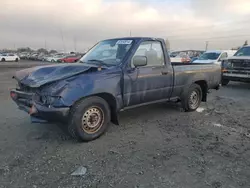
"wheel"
68,96,111,142
15,58,19,62
1,58,5,62
51,59,55,62
221,79,229,86
181,83,202,112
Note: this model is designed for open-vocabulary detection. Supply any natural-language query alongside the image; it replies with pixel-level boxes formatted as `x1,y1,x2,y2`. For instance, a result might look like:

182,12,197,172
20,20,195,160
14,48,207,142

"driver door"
123,40,173,106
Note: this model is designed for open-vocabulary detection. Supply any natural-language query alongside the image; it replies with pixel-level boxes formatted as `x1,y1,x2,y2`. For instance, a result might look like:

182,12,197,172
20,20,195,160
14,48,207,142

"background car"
170,52,191,63
170,50,204,63
58,55,82,63
193,50,236,65
18,52,29,59
46,55,66,62
28,53,39,61
0,53,20,62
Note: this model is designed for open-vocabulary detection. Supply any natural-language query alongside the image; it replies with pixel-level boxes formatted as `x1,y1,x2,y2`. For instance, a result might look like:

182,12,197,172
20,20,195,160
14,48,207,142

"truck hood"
14,63,93,87
228,56,250,60
193,60,216,63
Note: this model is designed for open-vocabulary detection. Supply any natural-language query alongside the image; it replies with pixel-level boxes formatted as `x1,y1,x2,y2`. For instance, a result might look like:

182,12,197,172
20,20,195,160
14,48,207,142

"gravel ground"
0,61,250,188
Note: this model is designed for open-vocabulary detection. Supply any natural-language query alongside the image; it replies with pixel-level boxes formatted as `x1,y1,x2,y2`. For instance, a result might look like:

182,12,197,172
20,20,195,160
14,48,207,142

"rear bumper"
10,89,70,123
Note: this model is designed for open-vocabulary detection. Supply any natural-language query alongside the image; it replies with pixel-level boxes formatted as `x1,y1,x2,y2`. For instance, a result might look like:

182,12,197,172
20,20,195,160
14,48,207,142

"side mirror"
133,56,147,67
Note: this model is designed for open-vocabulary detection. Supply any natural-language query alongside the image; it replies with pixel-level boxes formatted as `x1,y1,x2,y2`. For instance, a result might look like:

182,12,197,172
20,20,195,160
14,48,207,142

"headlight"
222,60,231,68
40,95,60,105
226,62,232,68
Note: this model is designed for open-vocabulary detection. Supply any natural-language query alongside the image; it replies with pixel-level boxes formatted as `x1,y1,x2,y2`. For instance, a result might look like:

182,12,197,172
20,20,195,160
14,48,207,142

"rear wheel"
51,59,55,62
181,83,202,112
1,58,5,62
221,79,229,86
15,58,19,62
68,96,111,142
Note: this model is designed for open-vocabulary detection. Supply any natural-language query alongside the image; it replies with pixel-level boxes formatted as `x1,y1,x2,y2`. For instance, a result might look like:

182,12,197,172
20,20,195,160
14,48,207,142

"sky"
1,0,250,52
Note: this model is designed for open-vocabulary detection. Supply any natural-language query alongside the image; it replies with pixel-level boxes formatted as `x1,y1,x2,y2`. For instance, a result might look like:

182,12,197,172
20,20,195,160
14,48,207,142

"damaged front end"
10,63,97,123
10,81,70,123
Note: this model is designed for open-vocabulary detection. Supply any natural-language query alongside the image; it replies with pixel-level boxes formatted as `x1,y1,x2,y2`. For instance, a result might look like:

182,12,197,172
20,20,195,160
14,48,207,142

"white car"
193,50,237,65
0,53,20,62
45,55,66,62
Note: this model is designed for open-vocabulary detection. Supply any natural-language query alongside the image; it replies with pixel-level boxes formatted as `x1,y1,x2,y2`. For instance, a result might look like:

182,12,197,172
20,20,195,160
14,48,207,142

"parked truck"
222,45,250,85
10,37,221,141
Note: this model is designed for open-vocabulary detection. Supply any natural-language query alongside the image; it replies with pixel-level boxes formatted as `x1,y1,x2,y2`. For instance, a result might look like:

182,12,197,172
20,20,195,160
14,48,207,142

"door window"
132,41,165,67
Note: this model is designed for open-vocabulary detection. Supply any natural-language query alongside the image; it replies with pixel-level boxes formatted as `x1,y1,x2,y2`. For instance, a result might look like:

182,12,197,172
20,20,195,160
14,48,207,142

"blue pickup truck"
10,37,221,141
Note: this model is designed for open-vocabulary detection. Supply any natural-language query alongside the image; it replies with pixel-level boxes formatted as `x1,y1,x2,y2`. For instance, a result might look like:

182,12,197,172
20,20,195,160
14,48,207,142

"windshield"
234,47,250,56
79,39,133,66
198,52,220,60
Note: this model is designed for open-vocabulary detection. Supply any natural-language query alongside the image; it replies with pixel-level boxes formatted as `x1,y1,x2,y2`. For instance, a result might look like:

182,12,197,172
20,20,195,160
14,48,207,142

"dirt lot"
0,61,250,188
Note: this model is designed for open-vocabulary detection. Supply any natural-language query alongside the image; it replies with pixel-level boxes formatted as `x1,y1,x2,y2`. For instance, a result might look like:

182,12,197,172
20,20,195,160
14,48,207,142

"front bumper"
223,72,250,82
10,89,70,123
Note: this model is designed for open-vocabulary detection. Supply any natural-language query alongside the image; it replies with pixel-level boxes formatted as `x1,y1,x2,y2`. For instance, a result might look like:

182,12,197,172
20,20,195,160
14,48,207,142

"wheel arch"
71,92,119,125
194,80,208,102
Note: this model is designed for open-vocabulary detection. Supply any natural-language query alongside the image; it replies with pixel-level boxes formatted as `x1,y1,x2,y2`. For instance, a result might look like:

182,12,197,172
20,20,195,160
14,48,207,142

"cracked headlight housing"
40,95,61,106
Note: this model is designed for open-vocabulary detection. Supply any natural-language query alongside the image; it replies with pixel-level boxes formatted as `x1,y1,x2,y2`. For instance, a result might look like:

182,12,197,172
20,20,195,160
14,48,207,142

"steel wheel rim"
189,90,199,109
81,106,104,134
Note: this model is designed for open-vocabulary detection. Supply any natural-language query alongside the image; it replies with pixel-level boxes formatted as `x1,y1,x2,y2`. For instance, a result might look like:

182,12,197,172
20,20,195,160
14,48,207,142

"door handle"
162,71,169,75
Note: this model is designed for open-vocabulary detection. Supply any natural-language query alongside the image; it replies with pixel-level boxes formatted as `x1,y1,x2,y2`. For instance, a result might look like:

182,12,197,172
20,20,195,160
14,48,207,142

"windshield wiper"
86,59,110,66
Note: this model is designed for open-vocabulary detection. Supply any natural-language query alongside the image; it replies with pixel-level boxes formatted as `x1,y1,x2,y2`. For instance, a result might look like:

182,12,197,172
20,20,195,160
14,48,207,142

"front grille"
18,82,39,93
15,82,38,108
230,59,250,70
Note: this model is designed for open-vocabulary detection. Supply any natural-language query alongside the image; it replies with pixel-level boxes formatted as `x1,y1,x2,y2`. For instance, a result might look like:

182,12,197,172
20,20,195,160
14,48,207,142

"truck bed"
171,62,215,66
171,63,221,98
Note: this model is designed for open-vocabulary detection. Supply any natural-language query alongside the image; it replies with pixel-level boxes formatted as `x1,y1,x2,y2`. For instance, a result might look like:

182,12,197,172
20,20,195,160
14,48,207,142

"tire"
1,58,5,62
68,96,111,142
181,83,202,112
51,59,55,62
221,79,229,86
15,58,19,62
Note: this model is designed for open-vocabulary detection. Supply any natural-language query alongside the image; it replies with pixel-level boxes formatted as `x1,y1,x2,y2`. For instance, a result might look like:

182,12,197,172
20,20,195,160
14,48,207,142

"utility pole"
129,30,132,37
74,36,77,52
205,41,209,51
60,28,66,52
44,40,47,50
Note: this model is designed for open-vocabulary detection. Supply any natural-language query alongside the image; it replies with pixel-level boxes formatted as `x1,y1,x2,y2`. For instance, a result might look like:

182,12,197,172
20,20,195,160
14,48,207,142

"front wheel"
1,58,5,62
181,83,202,112
221,79,229,86
68,96,111,142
